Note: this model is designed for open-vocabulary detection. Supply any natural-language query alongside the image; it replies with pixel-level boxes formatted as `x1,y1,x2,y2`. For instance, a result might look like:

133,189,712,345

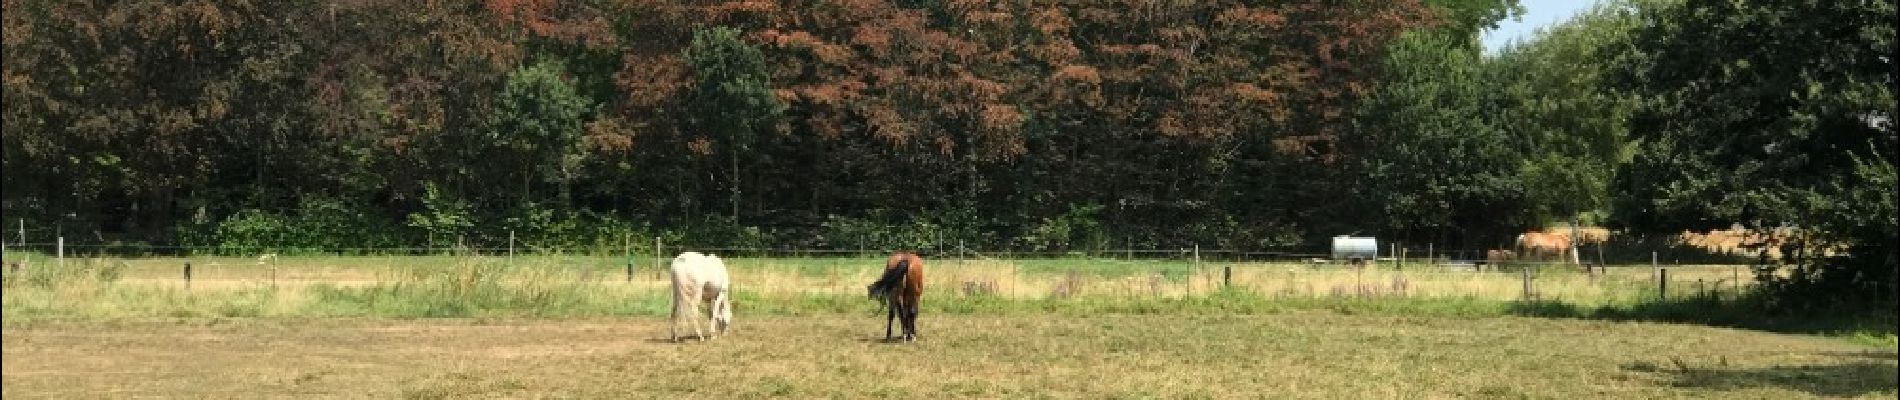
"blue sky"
1481,1,1603,53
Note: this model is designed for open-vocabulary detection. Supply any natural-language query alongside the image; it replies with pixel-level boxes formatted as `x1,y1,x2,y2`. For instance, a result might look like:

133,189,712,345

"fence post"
1191,245,1200,297
184,262,193,290
1521,267,1533,300
508,230,516,260
653,236,663,281
1223,265,1232,290
1658,268,1668,300
57,236,64,265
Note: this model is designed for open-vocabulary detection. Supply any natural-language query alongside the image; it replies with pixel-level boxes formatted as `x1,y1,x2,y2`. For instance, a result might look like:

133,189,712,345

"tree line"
3,0,1892,309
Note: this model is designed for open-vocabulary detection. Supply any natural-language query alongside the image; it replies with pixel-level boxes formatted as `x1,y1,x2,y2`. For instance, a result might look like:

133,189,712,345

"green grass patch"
3,256,1890,342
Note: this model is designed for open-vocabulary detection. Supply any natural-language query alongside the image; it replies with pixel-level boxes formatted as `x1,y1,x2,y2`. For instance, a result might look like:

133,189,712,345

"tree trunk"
730,149,740,221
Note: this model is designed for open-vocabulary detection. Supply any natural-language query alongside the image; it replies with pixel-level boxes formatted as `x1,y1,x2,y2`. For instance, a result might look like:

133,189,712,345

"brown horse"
1516,231,1573,261
867,252,925,342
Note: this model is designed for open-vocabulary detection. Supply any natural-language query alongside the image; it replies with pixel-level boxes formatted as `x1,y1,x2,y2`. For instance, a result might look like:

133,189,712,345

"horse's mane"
868,258,910,299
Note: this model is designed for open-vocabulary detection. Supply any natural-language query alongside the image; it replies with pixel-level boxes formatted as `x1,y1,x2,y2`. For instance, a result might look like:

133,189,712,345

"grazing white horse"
669,251,733,342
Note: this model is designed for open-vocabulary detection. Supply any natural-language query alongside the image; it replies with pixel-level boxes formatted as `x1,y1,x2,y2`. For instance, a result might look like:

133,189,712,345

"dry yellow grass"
3,315,1891,398
4,255,1888,398
4,255,1762,312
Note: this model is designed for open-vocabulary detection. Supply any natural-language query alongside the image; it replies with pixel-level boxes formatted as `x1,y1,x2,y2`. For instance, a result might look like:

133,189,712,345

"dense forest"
0,0,1492,250
2,0,1893,308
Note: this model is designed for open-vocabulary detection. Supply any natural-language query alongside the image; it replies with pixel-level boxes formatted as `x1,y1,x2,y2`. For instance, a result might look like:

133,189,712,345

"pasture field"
4,254,1890,398
3,314,1894,398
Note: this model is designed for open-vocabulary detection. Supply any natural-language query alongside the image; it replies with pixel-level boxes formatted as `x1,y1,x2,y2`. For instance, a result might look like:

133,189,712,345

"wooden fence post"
184,262,193,290
1191,245,1200,297
1659,268,1669,300
1521,267,1533,300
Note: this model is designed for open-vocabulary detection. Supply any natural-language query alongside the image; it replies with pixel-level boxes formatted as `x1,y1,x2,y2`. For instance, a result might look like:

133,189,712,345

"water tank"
1331,236,1378,260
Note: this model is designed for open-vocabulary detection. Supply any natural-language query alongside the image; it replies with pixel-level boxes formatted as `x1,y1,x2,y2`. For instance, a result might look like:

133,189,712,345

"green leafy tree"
682,26,784,222
1420,0,1525,48
486,60,596,206
1487,1,1647,261
1610,0,1897,310
406,183,475,250
1346,33,1533,246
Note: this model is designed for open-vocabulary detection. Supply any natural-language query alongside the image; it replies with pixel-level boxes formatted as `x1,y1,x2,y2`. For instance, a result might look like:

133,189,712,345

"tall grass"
6,255,1884,340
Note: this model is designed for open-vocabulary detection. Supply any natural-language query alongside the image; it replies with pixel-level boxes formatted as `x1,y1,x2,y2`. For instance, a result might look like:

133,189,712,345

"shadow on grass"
1622,352,1898,397
645,334,718,344
1507,294,1898,337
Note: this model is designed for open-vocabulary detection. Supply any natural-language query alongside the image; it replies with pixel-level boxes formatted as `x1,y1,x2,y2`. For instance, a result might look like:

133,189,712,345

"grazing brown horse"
1516,231,1573,261
867,252,925,342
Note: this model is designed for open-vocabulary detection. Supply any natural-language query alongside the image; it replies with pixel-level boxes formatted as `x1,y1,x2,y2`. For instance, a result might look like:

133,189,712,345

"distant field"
3,314,1892,398
1,254,1759,321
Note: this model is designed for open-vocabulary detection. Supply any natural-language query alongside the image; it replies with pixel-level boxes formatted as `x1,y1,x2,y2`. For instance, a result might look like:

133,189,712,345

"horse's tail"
868,259,910,300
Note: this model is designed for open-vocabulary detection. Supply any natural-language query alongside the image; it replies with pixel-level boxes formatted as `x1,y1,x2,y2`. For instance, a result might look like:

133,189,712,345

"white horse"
669,251,732,342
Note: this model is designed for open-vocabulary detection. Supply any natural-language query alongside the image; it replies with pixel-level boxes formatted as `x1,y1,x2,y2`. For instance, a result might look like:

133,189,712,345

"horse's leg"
702,298,716,340
711,289,730,337
687,288,705,341
903,298,919,342
705,289,725,340
884,297,897,340
694,300,707,341
670,282,683,342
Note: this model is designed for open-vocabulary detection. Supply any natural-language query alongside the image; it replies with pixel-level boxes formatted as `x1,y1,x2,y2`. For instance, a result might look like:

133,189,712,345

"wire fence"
0,235,1751,267
1,236,1762,304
